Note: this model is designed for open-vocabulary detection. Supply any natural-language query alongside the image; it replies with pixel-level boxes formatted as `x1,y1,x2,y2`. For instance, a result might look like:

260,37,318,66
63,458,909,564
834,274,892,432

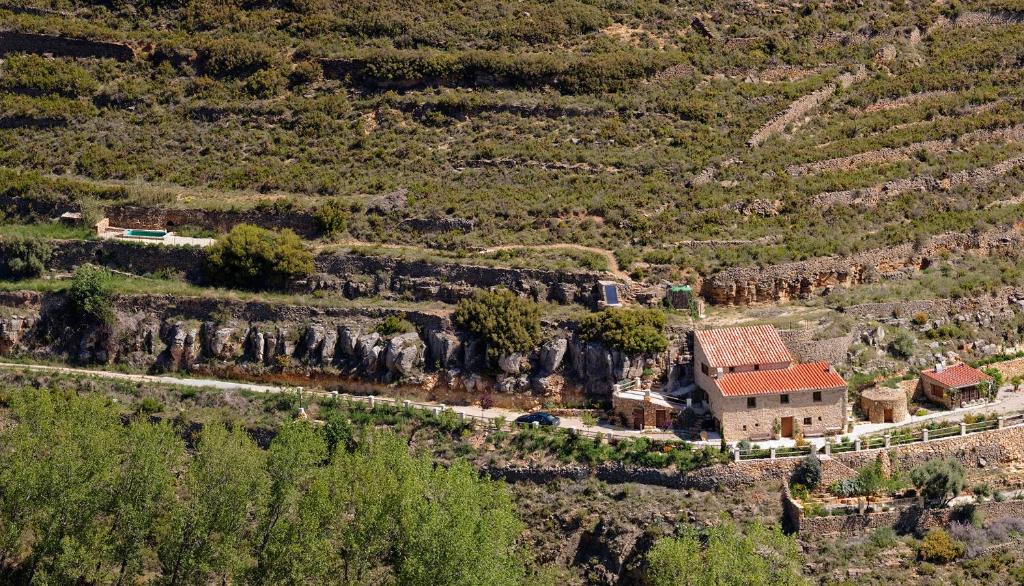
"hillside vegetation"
3,0,1024,282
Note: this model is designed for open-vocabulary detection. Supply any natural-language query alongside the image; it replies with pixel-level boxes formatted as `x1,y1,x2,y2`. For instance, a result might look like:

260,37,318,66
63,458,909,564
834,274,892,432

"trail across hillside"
479,244,628,279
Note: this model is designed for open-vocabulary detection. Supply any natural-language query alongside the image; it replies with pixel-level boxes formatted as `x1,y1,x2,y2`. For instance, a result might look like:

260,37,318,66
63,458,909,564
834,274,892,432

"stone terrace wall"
779,329,856,364
0,30,136,61
43,239,608,306
795,497,1024,535
105,204,320,239
703,228,1022,305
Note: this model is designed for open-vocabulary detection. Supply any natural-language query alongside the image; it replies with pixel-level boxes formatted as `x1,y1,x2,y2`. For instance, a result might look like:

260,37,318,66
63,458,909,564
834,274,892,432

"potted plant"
771,418,781,439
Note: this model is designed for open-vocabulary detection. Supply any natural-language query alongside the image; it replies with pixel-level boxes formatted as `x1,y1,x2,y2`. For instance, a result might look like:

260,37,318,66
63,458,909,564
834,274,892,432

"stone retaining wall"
0,30,135,61
41,239,608,306
792,497,1024,535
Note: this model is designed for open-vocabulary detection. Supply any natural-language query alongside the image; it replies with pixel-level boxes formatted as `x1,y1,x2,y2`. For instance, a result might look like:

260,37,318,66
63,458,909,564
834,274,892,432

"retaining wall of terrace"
42,239,608,306
0,30,135,61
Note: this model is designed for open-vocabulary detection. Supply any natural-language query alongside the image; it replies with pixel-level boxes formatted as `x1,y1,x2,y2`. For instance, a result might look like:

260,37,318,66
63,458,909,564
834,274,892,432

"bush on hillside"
578,308,668,355
374,315,415,336
915,528,965,564
314,198,351,236
204,224,314,290
452,289,541,357
0,54,98,97
792,453,822,489
67,264,115,325
199,37,277,78
0,236,51,279
911,459,966,507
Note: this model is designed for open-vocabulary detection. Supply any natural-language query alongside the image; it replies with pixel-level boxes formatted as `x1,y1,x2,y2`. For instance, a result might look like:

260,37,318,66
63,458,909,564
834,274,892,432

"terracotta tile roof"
716,362,847,397
694,325,793,368
921,363,991,389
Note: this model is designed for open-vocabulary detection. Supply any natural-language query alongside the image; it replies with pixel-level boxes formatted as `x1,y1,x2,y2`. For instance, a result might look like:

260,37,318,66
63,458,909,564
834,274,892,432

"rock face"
704,227,1023,305
0,291,683,404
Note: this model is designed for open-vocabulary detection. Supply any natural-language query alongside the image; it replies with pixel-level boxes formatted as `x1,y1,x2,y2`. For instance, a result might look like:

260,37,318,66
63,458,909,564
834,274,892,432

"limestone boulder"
385,333,425,376
539,337,568,374
427,330,461,369
498,352,529,375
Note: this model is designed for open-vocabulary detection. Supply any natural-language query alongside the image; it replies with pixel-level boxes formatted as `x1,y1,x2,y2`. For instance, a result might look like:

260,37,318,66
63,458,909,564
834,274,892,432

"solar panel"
604,284,619,305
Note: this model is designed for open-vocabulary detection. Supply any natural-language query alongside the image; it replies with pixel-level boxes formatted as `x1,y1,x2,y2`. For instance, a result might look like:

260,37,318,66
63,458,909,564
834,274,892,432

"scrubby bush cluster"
578,308,668,355
0,236,50,279
205,224,314,290
452,289,541,357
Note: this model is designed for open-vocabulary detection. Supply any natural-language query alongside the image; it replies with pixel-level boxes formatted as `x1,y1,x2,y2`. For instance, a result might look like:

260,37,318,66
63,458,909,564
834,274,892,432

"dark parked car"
515,412,560,427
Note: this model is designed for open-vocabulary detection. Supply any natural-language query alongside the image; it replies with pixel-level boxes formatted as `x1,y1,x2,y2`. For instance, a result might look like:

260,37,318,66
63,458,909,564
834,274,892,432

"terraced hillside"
3,0,1024,296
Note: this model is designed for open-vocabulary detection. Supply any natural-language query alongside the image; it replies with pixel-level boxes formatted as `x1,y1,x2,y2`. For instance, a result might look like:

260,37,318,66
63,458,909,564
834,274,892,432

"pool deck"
99,228,215,248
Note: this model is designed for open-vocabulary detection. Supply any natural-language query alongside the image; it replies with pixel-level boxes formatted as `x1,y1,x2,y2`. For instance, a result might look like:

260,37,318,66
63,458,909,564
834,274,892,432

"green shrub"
0,54,98,97
314,199,351,236
578,308,668,355
452,289,541,357
916,528,965,564
138,397,163,415
244,68,287,98
199,37,277,78
792,453,823,489
374,315,415,336
205,224,314,290
0,236,51,279
888,330,916,359
911,459,966,507
67,264,115,325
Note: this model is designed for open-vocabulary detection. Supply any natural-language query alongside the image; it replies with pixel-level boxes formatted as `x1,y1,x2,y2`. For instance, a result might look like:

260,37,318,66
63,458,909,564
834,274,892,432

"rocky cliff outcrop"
0,291,684,407
704,227,1022,305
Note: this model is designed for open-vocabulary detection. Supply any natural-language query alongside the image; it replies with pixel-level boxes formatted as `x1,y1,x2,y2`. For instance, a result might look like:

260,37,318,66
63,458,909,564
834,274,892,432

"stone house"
920,363,992,409
611,385,684,430
693,325,848,441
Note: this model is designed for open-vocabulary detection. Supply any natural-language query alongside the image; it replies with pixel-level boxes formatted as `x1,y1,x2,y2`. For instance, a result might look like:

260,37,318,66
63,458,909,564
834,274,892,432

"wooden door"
655,409,669,429
632,409,644,430
884,408,893,423
780,416,794,438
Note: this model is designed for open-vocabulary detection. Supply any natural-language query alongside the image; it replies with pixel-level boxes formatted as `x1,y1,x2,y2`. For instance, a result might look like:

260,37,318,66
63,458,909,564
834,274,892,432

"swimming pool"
124,229,168,238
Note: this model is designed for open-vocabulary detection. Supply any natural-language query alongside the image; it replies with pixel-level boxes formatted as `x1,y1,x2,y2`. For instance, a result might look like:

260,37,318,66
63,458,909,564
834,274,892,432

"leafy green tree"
452,289,541,358
249,421,331,584
67,264,115,325
911,459,966,507
205,224,314,290
646,521,806,586
792,453,822,489
578,308,668,354
159,424,268,585
330,431,527,585
108,422,183,584
0,236,51,279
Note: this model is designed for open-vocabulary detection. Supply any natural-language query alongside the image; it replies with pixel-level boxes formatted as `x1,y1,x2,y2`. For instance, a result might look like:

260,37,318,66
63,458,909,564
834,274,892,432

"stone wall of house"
715,387,847,441
0,30,136,61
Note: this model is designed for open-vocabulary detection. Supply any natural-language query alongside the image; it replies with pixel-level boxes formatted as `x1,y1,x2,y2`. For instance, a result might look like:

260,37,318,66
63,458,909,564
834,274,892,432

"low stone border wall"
0,30,135,61
787,490,1024,535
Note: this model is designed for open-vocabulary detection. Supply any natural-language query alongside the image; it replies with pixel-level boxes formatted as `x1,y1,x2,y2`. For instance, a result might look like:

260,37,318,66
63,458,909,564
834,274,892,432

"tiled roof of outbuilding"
716,362,847,397
921,363,991,389
694,324,793,368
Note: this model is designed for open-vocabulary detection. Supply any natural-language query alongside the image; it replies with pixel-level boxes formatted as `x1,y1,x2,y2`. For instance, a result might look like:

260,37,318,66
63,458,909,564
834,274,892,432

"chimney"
715,367,723,379
935,363,944,373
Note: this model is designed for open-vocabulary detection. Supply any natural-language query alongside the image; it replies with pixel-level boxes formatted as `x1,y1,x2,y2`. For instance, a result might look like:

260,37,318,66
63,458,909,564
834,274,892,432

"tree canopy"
646,521,806,586
0,388,532,584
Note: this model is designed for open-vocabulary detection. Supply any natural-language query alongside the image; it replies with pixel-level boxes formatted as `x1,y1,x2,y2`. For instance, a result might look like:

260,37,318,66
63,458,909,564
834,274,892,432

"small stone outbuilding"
859,386,908,424
920,363,993,409
612,387,683,430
